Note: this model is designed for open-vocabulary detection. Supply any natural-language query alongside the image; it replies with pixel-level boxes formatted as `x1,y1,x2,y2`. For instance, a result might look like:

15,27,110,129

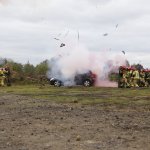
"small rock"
96,145,101,149
45,129,49,132
45,143,51,148
0,102,5,105
70,107,73,110
76,135,81,141
6,142,11,146
115,115,119,119
132,136,136,139
73,100,78,103
19,146,28,150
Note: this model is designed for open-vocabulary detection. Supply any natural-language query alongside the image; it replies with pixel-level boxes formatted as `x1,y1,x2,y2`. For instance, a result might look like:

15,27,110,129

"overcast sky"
0,0,150,67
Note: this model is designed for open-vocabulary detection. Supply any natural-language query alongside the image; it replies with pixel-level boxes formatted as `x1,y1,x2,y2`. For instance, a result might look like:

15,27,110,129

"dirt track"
0,94,150,150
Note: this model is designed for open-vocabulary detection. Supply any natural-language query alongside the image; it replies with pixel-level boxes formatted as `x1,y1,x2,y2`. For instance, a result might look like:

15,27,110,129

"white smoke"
0,0,10,5
48,43,126,87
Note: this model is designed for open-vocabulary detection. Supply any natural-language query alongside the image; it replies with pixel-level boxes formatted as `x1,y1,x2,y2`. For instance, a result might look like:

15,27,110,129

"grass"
0,85,150,105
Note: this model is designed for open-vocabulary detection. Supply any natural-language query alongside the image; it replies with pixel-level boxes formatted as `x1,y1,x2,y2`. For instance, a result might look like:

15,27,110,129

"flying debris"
122,51,125,55
103,33,108,36
60,43,65,47
77,31,80,41
54,38,60,41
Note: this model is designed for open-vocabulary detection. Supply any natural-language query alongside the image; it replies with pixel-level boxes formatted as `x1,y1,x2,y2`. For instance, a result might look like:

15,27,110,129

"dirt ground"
0,94,150,150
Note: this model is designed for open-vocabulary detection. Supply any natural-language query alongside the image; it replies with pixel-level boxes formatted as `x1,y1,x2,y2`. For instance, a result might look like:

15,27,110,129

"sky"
0,0,150,68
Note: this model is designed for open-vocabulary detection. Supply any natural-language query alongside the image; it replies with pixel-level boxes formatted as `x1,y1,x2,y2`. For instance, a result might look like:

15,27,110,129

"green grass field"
0,85,150,105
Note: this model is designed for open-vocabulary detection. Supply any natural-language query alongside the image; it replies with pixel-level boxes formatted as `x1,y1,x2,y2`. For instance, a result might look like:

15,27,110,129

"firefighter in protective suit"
0,68,5,86
132,68,140,87
145,70,150,87
4,66,11,86
139,70,146,87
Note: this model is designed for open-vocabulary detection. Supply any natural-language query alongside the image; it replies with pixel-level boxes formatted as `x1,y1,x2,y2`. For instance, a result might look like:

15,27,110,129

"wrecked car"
49,71,97,87
49,78,63,87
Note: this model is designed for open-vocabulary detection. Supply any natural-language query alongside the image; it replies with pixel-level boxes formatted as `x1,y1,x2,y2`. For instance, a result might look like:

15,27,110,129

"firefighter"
132,68,140,87
139,69,146,87
122,67,128,88
145,70,150,87
118,66,127,88
147,70,150,86
118,66,132,88
126,67,131,88
0,68,5,86
4,66,11,86
129,67,134,87
118,66,123,87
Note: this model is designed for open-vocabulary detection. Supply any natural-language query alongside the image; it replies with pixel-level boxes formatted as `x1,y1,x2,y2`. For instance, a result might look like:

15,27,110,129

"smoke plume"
48,44,126,87
0,0,9,5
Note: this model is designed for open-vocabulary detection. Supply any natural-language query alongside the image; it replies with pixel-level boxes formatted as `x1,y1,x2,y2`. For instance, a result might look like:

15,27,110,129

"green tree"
23,62,35,77
0,58,7,67
35,60,48,75
5,60,24,82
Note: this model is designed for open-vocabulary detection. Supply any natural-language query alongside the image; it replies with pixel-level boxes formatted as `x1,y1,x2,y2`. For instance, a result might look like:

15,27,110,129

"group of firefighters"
118,66,150,88
0,66,11,87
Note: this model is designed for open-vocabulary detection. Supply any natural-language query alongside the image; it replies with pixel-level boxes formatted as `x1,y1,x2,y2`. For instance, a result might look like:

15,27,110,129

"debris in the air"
54,38,60,41
77,31,80,41
60,43,65,47
122,51,125,55
103,33,108,36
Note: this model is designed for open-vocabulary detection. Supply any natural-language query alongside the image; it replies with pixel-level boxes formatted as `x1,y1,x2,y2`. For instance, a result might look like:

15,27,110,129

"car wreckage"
49,71,97,87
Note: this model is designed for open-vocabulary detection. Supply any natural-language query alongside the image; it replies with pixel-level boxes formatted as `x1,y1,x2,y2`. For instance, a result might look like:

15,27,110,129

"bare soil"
0,94,150,150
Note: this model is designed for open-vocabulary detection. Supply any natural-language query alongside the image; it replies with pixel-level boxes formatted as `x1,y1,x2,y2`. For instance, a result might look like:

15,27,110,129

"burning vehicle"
49,70,97,87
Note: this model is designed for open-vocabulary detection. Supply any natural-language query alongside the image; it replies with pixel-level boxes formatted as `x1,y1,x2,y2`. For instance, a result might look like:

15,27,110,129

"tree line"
0,58,49,84
0,58,145,85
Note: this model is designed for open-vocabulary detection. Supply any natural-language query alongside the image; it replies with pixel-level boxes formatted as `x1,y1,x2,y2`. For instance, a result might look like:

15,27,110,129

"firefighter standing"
4,66,11,86
0,68,5,86
118,67,123,87
126,67,131,87
139,70,146,87
129,68,134,87
118,66,131,88
145,70,150,87
132,68,140,87
122,68,128,88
